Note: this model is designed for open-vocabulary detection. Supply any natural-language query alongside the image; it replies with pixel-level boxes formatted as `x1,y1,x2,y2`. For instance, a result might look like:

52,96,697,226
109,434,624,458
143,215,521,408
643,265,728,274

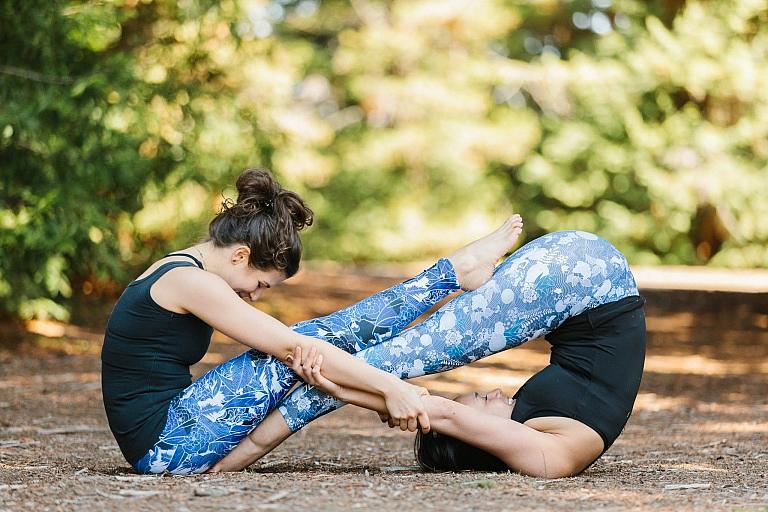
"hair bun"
236,168,280,205
209,167,314,277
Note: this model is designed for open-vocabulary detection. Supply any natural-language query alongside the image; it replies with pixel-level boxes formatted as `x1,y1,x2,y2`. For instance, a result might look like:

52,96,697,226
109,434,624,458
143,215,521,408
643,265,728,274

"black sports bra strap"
164,252,205,270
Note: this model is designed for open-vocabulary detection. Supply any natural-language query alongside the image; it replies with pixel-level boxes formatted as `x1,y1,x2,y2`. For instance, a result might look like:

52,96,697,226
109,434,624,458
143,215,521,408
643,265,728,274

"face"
454,388,516,418
233,266,286,302
227,246,287,301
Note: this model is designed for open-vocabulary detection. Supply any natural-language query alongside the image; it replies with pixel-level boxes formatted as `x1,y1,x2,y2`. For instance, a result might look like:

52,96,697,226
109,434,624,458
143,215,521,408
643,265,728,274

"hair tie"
219,196,275,216
220,197,236,212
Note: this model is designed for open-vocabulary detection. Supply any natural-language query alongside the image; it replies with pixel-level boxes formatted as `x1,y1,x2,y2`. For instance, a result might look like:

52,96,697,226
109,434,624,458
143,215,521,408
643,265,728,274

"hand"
378,412,399,429
380,387,430,430
383,381,431,433
290,345,344,397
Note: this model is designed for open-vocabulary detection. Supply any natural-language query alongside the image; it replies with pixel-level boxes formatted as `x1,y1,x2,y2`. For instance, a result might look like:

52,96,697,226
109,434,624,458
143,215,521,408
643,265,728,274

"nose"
488,388,503,399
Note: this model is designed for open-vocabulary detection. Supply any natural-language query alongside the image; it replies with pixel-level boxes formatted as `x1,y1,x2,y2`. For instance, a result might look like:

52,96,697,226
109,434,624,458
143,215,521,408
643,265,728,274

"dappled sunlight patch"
19,336,101,358
634,396,762,420
694,401,766,415
415,365,532,395
0,371,100,390
646,312,695,332
477,345,552,368
644,354,768,375
695,421,768,434
8,320,105,358
25,320,102,343
633,267,768,293
658,462,728,473
413,375,530,397
633,393,691,412
26,319,66,338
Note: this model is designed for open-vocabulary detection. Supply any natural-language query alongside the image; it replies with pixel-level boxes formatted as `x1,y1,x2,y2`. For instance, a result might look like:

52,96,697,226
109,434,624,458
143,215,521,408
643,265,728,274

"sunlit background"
2,0,767,320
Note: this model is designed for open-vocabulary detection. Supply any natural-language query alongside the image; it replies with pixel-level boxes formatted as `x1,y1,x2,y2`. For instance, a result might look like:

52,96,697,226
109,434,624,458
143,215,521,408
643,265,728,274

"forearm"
232,307,402,399
210,409,295,472
295,336,402,398
326,386,447,425
333,385,388,414
247,408,293,457
341,390,457,429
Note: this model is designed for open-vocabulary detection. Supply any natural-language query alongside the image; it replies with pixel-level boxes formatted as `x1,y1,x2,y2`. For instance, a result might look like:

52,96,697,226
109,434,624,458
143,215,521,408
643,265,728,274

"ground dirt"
0,268,766,511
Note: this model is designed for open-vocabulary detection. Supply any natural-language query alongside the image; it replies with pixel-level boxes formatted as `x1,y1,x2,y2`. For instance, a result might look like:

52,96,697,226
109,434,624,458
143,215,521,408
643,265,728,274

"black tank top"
511,295,646,451
101,254,213,465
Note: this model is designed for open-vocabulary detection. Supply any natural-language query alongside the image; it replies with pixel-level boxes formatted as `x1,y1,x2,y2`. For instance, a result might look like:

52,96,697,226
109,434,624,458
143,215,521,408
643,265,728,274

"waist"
102,331,211,364
101,350,193,399
547,295,646,373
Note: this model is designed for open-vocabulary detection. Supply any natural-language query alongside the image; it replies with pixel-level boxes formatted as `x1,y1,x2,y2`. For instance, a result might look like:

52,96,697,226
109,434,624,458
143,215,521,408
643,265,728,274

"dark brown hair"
208,168,313,277
415,430,508,472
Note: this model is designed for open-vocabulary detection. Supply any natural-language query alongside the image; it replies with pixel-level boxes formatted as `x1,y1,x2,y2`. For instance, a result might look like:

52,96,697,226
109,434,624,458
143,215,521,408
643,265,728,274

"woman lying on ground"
101,168,522,474
212,230,646,478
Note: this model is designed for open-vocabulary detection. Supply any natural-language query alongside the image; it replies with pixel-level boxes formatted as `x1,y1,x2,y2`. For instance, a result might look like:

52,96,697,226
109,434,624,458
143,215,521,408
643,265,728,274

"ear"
231,245,251,265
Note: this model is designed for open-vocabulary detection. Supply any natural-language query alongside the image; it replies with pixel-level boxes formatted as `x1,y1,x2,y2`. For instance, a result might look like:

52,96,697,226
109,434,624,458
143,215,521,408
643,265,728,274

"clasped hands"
288,346,430,433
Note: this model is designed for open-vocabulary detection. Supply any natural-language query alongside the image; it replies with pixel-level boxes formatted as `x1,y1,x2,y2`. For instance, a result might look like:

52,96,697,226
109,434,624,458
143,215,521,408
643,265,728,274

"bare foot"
448,215,524,291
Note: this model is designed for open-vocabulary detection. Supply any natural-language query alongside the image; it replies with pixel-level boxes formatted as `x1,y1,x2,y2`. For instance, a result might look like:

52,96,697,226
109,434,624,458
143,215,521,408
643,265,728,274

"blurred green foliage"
1,0,766,320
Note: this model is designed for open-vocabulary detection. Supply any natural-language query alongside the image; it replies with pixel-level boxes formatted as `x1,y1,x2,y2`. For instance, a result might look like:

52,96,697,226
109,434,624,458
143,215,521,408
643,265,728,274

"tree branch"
0,65,74,85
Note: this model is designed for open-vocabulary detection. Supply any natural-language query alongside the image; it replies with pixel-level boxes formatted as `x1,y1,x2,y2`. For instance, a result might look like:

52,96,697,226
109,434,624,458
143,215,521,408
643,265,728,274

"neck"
190,241,218,273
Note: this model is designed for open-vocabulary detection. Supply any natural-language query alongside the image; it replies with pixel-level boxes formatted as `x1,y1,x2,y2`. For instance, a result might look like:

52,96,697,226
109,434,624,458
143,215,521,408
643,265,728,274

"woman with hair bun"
101,168,523,474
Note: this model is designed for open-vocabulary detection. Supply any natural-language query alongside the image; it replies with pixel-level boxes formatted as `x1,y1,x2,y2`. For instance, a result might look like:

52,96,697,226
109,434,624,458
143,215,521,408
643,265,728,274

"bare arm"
166,268,430,430
212,344,602,476
289,347,390,412
207,409,294,473
212,385,577,476
278,357,594,477
423,396,599,478
212,351,596,476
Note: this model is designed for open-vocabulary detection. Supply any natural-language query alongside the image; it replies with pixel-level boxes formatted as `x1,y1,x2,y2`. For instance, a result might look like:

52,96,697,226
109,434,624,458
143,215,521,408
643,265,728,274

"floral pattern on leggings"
133,258,459,474
277,231,639,431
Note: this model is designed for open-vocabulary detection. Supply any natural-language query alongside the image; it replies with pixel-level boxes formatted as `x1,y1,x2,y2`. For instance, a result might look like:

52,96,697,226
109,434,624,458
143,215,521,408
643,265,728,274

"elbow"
521,466,575,479
517,454,582,479
278,349,294,366
504,443,583,479
283,335,317,364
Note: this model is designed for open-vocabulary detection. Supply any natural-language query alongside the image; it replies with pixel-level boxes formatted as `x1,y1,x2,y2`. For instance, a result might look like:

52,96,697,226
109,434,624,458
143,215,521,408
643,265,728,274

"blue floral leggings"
135,231,638,474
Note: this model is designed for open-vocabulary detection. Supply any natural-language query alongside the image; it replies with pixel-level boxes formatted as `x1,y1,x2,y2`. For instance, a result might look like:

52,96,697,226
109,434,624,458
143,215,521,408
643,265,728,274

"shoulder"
156,265,249,318
160,265,230,294
143,263,235,315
